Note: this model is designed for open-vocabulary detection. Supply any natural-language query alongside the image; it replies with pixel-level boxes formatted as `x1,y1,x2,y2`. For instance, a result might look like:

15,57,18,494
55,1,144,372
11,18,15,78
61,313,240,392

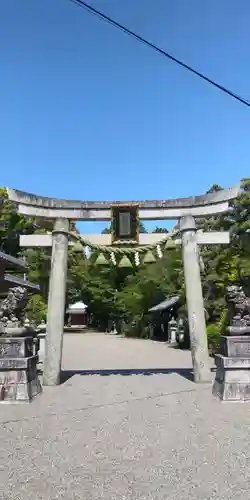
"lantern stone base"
0,337,42,403
213,353,250,402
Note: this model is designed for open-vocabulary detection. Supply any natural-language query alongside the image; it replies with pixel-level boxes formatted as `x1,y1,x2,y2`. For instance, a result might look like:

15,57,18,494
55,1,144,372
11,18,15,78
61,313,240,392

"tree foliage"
152,227,169,233
0,187,35,256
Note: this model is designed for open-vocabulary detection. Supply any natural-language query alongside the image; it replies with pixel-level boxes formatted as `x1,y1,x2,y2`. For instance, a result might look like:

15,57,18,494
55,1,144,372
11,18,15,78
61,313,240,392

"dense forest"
0,179,249,351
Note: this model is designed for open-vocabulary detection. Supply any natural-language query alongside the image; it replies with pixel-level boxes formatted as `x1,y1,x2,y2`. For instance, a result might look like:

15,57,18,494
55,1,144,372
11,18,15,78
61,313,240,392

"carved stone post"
43,218,69,386
179,215,211,383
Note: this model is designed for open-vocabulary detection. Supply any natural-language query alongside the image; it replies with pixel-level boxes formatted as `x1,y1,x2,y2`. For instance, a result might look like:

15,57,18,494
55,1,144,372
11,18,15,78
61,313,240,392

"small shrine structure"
148,295,180,342
66,301,88,328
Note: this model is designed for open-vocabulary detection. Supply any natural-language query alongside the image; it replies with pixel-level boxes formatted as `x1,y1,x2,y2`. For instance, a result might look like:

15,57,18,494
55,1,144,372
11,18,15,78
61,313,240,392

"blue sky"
1,0,249,232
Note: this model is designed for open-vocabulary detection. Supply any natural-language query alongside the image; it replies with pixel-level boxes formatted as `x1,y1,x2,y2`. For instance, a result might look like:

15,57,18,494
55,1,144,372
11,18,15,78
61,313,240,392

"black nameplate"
111,205,139,244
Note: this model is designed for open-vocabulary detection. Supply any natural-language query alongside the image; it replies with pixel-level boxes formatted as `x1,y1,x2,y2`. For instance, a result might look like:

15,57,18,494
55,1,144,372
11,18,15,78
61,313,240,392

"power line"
69,0,250,109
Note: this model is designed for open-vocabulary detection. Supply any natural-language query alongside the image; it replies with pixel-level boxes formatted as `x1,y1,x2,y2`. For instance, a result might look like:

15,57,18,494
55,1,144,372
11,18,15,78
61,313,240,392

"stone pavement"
1,332,250,500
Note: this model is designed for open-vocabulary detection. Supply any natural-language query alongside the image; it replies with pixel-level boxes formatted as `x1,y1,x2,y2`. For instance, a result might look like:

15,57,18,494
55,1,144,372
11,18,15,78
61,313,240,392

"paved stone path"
1,333,250,499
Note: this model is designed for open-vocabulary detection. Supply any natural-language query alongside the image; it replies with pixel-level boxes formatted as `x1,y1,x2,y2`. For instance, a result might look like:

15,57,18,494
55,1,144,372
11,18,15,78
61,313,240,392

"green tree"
199,178,250,340
116,248,183,324
0,187,35,256
24,246,51,298
26,294,48,324
102,221,147,234
101,227,111,234
139,222,147,233
152,227,169,233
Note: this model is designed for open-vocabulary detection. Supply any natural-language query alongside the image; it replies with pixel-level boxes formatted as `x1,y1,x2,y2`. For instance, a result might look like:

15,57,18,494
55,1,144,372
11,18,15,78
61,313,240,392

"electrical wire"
69,0,250,109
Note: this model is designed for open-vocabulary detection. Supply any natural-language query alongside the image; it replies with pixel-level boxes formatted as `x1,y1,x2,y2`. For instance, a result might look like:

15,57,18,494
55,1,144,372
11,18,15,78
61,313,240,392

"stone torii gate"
7,186,240,386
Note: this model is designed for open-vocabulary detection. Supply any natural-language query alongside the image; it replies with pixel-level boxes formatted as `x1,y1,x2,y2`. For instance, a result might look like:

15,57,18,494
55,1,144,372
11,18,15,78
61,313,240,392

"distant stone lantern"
66,301,88,328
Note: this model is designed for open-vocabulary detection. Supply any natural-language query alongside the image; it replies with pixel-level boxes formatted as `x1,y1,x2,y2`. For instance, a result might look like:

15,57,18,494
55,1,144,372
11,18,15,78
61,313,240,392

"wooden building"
66,301,88,328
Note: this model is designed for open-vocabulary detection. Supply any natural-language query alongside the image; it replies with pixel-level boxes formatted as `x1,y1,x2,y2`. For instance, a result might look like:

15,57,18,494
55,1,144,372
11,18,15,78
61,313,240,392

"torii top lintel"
7,186,240,221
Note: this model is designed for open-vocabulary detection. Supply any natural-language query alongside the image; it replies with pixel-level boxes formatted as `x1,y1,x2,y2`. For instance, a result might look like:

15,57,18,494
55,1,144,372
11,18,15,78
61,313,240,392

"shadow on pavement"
60,368,194,384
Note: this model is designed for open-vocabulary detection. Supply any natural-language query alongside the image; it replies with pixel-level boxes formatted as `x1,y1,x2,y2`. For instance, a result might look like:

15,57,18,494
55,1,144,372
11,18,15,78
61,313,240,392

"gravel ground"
1,333,250,499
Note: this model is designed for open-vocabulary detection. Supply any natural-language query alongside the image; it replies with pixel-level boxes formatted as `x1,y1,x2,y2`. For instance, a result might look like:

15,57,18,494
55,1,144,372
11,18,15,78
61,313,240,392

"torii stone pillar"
180,215,210,382
43,218,70,386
